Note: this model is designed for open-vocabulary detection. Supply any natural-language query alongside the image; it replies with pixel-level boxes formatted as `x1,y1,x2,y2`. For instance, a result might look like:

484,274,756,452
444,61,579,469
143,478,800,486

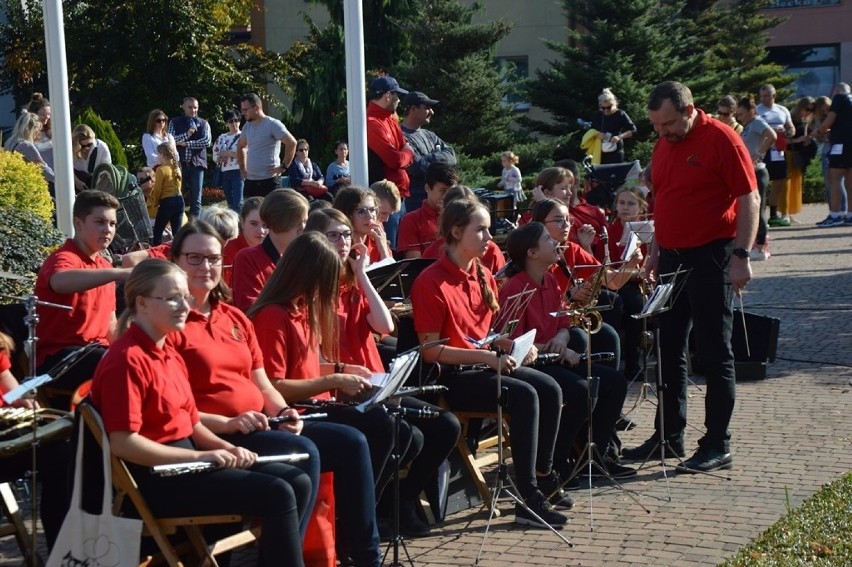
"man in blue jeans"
169,97,211,218
622,81,759,473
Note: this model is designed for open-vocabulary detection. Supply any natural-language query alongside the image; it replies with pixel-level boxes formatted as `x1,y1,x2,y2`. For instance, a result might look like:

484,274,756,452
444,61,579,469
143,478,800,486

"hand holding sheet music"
510,329,537,366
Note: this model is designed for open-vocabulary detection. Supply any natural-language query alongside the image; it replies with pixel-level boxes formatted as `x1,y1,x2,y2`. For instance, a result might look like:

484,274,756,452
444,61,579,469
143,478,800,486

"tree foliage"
74,108,128,168
0,0,290,149
0,150,54,221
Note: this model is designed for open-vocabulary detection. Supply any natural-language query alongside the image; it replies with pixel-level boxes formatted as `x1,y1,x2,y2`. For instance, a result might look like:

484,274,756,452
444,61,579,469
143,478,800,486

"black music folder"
367,257,435,302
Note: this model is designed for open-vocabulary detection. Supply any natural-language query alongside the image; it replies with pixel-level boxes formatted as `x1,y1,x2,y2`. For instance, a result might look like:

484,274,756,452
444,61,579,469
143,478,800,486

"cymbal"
0,270,29,282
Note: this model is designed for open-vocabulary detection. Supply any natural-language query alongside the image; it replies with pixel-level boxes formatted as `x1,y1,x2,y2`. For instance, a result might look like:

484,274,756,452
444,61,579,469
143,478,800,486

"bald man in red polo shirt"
622,81,759,474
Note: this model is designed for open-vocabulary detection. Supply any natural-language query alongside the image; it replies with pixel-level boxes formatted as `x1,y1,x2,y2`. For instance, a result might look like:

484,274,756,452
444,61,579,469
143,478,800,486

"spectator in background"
811,95,845,216
289,139,331,201
213,109,244,213
783,97,817,225
714,95,743,134
325,140,352,194
366,75,415,250
72,124,112,191
27,93,53,171
736,96,776,261
756,84,795,227
142,109,175,169
4,111,54,185
136,167,157,227
238,93,297,200
169,97,211,218
814,82,852,226
401,91,457,212
592,88,637,164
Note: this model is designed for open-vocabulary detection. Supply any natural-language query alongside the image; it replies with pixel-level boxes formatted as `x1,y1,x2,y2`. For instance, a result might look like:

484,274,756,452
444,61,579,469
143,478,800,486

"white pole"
343,0,368,187
43,0,73,236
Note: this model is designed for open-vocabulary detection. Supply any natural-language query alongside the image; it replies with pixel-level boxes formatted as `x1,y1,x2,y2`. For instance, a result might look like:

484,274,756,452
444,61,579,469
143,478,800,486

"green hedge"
0,150,54,221
0,206,65,302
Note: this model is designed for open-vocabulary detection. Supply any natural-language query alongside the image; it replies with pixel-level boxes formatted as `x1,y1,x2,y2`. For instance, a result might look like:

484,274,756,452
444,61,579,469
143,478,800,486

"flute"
267,412,328,426
151,453,311,477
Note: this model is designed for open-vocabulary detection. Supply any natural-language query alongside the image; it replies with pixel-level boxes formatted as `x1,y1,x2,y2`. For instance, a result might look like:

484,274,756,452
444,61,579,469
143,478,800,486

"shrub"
74,107,129,168
802,157,825,204
0,206,65,302
201,186,226,206
0,150,54,221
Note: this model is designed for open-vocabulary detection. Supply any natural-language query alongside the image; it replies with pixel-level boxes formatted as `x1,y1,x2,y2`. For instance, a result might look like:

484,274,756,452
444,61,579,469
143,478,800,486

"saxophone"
559,250,605,334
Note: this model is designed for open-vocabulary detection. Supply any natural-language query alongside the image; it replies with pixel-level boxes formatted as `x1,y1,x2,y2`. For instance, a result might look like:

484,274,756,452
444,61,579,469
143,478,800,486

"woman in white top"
212,109,244,212
4,111,55,184
27,93,54,171
142,109,176,169
72,124,112,191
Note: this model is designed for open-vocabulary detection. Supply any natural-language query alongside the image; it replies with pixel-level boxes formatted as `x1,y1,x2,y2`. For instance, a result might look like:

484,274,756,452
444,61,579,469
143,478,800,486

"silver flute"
151,453,311,477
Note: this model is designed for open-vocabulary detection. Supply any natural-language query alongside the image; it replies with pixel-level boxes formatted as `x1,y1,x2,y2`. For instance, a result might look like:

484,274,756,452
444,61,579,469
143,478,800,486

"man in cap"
367,75,415,249
401,91,457,212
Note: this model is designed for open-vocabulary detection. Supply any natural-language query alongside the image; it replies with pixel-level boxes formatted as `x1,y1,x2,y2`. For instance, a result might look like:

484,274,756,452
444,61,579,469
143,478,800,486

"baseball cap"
403,91,439,107
370,76,409,97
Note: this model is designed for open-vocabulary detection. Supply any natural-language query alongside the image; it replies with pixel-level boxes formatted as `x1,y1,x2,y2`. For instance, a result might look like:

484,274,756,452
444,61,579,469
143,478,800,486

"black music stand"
367,258,435,303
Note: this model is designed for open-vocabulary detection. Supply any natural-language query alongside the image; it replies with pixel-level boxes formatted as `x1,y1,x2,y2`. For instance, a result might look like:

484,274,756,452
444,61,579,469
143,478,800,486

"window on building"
767,44,840,98
496,56,530,112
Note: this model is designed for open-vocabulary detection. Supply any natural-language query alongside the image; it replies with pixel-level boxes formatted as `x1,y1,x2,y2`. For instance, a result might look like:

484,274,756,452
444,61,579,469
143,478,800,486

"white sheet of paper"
621,231,639,262
621,220,655,245
510,329,537,363
641,283,674,315
830,144,844,156
2,374,52,405
770,149,785,161
365,257,396,272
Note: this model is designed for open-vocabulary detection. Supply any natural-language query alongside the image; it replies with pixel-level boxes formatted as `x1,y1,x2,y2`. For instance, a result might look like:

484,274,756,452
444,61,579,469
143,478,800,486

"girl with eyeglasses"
142,109,175,168
90,259,310,566
213,109,245,213
410,199,570,527
72,124,112,191
333,186,392,263
305,208,461,536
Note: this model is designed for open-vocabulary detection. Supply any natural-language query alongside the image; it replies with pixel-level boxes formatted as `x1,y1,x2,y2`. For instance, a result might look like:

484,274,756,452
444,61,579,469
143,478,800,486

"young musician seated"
246,233,402,533
333,186,392,264
501,223,635,479
35,190,130,408
306,209,461,537
370,179,402,228
89,259,310,566
396,163,458,258
421,185,506,275
410,198,569,527
517,167,575,227
0,331,71,552
222,196,268,288
232,188,309,311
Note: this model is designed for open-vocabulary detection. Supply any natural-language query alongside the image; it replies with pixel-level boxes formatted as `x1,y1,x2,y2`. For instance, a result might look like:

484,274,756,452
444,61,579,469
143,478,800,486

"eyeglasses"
155,118,167,123
145,294,190,309
326,230,353,243
545,217,573,227
297,148,309,152
181,253,223,266
354,207,378,217
600,105,613,111
80,142,93,149
228,118,240,123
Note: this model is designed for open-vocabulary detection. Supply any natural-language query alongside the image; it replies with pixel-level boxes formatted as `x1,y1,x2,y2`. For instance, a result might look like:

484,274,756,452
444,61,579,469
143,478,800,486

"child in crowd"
498,150,524,205
370,180,402,226
150,142,184,245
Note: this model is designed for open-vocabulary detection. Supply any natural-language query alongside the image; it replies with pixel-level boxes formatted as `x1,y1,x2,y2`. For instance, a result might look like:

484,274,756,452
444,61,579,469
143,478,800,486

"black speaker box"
731,309,780,380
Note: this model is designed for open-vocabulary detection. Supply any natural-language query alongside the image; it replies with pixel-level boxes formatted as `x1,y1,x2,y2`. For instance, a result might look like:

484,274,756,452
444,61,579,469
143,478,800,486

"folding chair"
0,482,40,567
78,403,260,567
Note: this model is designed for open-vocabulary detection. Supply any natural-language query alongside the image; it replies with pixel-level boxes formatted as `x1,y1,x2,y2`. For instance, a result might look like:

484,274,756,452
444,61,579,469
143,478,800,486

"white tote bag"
47,410,142,567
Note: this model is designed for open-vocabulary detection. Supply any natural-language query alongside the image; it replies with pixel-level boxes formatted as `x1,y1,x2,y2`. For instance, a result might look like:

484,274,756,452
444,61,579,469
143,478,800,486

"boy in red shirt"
397,163,458,258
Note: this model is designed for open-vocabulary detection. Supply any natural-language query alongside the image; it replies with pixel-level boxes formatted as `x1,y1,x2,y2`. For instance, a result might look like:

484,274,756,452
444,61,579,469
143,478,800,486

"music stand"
368,258,435,303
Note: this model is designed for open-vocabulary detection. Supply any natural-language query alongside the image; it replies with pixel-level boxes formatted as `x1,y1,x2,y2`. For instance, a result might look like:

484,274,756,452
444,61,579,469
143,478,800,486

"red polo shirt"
34,239,116,367
499,271,570,344
0,352,10,408
169,300,265,417
411,254,496,349
146,243,172,260
550,242,600,296
251,303,329,400
651,109,756,249
232,239,278,311
397,203,440,255
570,198,608,262
91,323,198,443
422,238,506,275
223,234,248,289
338,282,384,373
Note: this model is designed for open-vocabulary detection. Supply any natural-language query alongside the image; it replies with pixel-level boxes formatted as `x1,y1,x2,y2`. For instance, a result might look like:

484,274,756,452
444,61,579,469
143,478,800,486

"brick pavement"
3,204,851,566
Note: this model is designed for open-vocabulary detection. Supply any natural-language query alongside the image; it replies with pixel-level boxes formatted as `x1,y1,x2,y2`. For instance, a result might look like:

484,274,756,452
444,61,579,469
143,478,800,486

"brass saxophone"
558,251,605,334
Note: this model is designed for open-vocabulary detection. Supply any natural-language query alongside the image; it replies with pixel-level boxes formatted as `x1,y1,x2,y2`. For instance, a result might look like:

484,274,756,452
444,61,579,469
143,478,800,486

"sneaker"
515,490,569,527
767,216,790,227
675,447,733,473
749,247,770,261
816,215,844,227
536,471,574,510
621,435,685,461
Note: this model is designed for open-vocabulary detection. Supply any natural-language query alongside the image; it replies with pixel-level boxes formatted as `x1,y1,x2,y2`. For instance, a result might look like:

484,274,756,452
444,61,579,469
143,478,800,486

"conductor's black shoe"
621,436,685,461
537,471,574,510
675,447,733,473
515,491,569,527
399,506,431,537
615,414,637,431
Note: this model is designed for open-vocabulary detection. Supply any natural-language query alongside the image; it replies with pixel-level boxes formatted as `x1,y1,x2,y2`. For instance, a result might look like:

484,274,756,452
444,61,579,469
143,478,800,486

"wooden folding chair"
0,482,41,567
78,403,259,567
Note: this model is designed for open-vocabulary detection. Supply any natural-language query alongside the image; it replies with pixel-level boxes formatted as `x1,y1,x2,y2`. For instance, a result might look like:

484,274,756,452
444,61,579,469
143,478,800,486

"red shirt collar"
437,253,478,285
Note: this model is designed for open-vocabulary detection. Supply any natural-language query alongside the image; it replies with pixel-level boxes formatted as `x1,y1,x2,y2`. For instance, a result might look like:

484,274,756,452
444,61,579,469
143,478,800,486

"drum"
0,407,73,457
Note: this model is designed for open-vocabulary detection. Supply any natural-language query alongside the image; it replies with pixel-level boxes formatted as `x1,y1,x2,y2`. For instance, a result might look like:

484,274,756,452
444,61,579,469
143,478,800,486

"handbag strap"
70,407,115,515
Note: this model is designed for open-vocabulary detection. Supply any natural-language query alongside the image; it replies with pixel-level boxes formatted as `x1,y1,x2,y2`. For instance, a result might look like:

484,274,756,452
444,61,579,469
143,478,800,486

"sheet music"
621,231,639,262
621,220,655,245
370,372,391,389
2,374,52,405
510,329,537,363
641,283,674,315
355,350,419,411
365,257,396,272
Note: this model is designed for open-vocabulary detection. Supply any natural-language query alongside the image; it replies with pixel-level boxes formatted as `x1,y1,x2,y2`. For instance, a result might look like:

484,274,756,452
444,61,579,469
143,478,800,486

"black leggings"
438,366,562,499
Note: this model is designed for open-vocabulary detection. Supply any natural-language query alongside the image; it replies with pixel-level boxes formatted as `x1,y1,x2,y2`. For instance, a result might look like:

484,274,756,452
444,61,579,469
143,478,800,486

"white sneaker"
749,247,770,261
